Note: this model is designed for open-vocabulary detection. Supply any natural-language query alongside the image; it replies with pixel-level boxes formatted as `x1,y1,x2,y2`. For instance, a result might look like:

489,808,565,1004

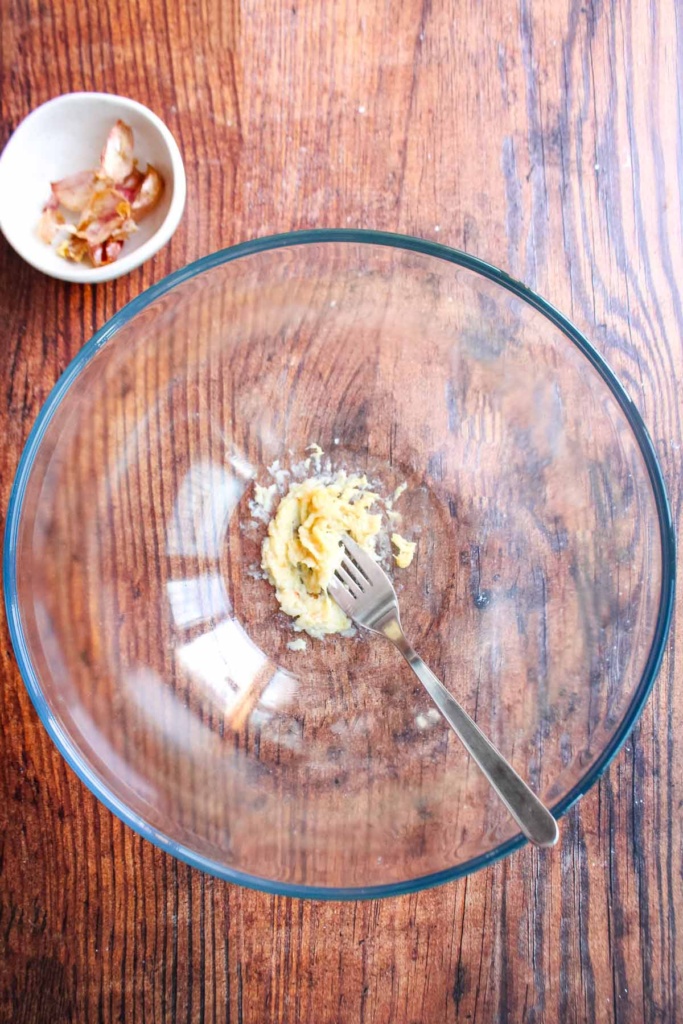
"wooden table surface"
1,0,681,1021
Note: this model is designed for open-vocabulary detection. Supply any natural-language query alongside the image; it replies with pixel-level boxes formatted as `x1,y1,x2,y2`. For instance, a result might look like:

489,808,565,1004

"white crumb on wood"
287,638,308,652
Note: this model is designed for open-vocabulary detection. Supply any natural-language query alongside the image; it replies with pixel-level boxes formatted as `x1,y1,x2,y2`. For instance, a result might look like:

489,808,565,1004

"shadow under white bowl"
0,93,186,283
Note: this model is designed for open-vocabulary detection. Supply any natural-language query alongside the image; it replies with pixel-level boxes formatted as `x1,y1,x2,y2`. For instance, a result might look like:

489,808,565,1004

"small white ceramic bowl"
0,93,186,283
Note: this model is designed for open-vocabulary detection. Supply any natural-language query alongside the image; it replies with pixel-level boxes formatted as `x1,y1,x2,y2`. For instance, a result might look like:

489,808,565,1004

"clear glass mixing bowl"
4,231,675,898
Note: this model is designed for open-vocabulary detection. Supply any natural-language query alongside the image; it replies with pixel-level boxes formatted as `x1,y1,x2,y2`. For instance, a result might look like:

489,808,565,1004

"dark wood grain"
1,0,681,1022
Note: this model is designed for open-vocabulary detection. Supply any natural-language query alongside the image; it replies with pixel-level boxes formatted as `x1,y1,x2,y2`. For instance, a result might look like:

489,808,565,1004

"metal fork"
328,534,559,848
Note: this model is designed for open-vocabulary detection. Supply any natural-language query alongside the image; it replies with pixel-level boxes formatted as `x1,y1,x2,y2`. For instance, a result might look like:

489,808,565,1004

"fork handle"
388,626,559,848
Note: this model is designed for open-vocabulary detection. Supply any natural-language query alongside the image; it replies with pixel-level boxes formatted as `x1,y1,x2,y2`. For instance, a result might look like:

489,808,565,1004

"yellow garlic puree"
391,533,417,569
262,475,381,636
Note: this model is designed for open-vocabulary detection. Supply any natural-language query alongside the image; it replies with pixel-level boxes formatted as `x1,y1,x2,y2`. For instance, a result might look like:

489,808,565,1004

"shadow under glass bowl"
3,230,675,899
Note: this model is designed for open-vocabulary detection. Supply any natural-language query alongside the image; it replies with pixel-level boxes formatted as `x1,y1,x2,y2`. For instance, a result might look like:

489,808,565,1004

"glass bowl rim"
3,229,676,900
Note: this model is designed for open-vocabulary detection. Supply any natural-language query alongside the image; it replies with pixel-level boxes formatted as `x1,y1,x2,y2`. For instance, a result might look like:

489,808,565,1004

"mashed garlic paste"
260,471,416,638
391,532,417,569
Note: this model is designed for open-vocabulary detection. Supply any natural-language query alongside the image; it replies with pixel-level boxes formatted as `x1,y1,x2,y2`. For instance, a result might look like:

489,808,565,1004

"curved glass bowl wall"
4,232,675,898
